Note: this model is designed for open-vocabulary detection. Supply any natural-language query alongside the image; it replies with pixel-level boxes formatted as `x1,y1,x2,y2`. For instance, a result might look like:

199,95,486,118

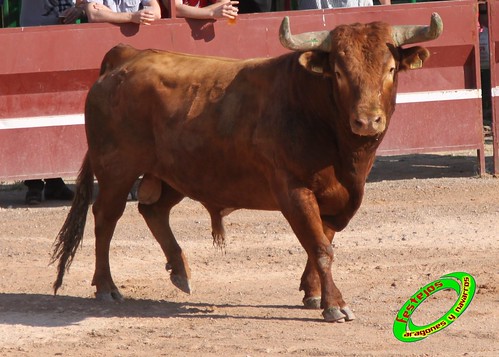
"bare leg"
138,182,191,294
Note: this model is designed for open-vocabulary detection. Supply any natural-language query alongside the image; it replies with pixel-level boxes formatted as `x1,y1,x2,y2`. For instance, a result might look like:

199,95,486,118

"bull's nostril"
355,119,366,127
374,116,382,123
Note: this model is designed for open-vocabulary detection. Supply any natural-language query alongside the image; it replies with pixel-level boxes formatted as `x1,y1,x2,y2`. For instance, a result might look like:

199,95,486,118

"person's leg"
44,178,75,201
24,179,45,205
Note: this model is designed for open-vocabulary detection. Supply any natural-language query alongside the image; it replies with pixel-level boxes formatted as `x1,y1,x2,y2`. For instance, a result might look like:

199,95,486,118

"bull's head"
279,14,443,137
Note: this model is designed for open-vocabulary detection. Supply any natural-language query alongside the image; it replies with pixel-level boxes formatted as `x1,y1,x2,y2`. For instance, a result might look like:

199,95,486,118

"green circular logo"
393,272,476,342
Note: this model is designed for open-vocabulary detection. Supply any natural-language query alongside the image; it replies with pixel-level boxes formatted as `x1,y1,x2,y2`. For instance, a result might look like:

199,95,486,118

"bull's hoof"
340,306,356,321
303,296,321,309
95,289,124,302
170,274,192,294
322,307,347,323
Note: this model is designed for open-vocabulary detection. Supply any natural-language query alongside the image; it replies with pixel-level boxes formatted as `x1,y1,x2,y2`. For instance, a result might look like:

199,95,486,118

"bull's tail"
50,152,94,294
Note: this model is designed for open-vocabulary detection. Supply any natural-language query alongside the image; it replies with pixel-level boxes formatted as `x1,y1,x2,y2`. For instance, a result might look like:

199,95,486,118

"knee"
317,245,334,270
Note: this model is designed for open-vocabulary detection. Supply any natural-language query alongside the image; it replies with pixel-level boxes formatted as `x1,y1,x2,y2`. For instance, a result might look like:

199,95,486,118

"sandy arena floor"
0,149,498,356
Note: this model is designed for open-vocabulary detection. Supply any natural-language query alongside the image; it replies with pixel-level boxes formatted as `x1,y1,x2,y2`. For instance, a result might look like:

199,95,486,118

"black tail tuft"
50,153,94,294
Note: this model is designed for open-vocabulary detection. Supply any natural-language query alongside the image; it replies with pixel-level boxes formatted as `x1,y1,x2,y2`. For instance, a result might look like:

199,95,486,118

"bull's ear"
399,46,431,71
298,51,331,75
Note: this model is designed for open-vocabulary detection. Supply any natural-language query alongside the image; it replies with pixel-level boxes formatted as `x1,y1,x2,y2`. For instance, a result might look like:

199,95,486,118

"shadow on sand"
0,293,320,327
368,152,490,182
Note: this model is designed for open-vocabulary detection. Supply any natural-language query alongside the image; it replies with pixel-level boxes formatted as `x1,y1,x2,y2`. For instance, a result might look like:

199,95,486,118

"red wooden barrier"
488,0,499,175
0,0,485,181
378,1,483,168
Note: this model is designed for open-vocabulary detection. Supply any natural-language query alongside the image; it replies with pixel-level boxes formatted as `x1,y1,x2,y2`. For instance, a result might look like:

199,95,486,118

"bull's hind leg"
138,181,191,294
91,177,136,301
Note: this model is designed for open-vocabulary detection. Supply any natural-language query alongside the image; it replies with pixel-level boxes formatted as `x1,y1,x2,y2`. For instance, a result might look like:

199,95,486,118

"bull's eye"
335,71,341,80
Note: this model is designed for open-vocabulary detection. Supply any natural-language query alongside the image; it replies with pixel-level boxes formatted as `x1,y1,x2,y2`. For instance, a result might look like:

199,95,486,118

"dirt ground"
0,147,498,357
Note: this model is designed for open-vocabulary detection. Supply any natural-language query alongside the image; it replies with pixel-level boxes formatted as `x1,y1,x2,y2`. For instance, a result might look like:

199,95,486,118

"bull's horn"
279,16,332,52
392,12,443,47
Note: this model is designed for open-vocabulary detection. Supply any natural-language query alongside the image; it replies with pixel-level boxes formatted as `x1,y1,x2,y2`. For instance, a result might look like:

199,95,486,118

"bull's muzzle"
351,112,386,136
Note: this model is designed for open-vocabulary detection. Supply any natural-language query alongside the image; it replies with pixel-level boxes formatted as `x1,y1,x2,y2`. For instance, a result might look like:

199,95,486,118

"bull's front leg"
300,224,355,322
279,188,353,322
300,223,335,309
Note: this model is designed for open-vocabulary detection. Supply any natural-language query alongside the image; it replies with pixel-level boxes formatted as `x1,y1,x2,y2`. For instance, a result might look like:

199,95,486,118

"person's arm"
379,0,391,5
85,0,161,24
172,0,238,20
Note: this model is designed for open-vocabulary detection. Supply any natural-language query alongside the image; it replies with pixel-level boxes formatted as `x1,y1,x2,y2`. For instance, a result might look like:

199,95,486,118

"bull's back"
91,47,270,129
86,47,282,208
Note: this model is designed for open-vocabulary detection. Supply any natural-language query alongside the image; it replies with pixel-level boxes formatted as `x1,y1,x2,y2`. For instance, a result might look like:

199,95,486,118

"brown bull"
52,14,442,322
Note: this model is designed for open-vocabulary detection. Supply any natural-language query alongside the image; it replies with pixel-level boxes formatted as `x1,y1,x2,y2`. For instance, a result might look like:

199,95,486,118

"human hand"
60,6,85,24
213,1,239,20
131,9,157,25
